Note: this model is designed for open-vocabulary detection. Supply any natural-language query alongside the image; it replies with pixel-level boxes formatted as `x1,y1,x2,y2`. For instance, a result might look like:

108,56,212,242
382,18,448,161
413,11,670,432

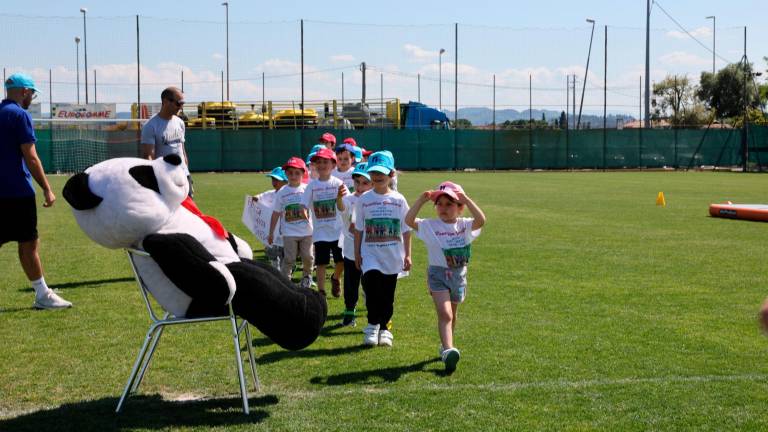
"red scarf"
180,197,228,239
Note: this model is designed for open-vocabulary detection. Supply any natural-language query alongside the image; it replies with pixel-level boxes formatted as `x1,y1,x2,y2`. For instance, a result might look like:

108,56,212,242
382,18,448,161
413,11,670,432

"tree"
558,111,567,129
697,62,765,119
651,74,706,126
453,118,472,129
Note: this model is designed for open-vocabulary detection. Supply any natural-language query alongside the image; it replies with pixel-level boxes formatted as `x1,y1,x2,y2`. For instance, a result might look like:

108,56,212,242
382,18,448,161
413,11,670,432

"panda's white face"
63,155,189,249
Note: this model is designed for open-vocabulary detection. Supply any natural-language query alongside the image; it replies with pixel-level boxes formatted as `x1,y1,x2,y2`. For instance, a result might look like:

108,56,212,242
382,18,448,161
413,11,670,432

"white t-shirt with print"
272,184,312,237
339,193,361,260
332,167,355,192
354,190,411,275
415,217,481,268
302,176,345,242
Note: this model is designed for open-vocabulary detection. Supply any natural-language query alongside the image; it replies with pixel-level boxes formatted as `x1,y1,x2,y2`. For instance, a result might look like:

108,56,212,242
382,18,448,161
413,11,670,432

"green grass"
2,171,768,431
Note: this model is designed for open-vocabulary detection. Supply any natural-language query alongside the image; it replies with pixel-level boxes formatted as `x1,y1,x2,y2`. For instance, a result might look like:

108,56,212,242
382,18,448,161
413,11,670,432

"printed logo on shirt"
443,245,471,268
284,203,307,223
312,198,337,219
364,218,401,243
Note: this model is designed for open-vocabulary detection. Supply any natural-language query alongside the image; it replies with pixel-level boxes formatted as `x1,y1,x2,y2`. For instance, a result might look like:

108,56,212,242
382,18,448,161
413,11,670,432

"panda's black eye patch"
129,165,160,194
163,154,182,166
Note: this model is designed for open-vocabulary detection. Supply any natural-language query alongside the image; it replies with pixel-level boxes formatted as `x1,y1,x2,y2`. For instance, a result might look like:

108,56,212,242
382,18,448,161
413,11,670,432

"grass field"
2,170,768,431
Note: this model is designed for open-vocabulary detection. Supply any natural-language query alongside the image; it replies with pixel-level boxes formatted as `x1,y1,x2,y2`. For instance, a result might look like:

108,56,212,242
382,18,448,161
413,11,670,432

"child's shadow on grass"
0,394,278,432
309,357,443,386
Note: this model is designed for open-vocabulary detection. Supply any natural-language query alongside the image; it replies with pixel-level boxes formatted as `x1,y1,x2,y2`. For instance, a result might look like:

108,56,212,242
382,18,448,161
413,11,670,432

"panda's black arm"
142,233,233,305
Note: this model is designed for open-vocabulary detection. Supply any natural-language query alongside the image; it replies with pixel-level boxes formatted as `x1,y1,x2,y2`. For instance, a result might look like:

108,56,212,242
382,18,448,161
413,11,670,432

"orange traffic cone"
656,192,666,207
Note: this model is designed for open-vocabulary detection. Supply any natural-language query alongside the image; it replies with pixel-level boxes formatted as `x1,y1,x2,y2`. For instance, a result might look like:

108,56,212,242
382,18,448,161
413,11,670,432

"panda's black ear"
63,172,103,210
129,165,160,194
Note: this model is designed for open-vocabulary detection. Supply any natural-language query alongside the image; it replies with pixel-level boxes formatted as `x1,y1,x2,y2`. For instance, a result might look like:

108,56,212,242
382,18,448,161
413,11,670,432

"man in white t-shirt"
141,87,192,196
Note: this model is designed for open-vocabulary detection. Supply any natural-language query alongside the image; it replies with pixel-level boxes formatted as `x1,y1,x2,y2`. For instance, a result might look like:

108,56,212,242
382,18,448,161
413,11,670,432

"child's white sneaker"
362,324,380,346
378,329,393,347
442,347,460,372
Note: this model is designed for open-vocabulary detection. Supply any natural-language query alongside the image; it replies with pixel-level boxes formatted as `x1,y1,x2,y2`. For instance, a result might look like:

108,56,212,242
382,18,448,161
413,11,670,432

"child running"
268,157,314,289
405,181,486,372
303,148,347,297
336,162,373,327
354,150,411,347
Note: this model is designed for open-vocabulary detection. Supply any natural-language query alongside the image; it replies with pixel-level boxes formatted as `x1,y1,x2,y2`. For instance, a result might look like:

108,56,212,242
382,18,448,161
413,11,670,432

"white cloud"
666,26,711,40
330,54,355,63
403,44,441,63
659,51,710,67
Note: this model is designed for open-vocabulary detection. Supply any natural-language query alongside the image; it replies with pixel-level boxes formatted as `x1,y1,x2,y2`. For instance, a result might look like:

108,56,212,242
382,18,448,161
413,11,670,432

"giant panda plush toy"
62,154,326,351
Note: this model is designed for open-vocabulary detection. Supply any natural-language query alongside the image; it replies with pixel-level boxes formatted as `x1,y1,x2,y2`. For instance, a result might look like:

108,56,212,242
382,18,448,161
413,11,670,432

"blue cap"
351,162,371,180
335,143,363,162
366,150,395,175
306,144,326,164
4,73,39,93
265,166,288,182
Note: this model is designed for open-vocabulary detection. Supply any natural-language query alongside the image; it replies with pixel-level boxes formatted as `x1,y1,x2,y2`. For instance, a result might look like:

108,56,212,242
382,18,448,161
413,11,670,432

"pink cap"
430,181,464,203
310,147,338,163
319,132,336,145
361,148,374,157
343,137,357,146
282,156,307,172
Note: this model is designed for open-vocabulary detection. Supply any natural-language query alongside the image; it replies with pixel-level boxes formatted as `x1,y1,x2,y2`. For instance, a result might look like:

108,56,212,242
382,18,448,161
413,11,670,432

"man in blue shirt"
1,73,72,309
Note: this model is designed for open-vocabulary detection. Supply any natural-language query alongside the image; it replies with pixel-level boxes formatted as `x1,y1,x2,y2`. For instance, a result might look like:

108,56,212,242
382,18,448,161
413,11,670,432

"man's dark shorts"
0,196,38,245
314,240,342,266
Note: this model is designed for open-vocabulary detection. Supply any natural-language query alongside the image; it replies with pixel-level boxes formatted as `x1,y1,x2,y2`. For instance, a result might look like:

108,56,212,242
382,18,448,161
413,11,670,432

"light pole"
75,36,81,104
438,48,445,111
222,2,229,100
577,18,595,130
80,7,89,104
706,16,715,75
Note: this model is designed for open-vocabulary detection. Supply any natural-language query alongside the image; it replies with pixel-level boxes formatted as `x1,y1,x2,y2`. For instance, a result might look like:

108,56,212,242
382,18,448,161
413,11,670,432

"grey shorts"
427,265,467,303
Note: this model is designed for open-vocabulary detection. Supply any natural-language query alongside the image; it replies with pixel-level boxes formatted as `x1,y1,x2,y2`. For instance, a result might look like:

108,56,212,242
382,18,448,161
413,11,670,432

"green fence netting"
34,125,768,173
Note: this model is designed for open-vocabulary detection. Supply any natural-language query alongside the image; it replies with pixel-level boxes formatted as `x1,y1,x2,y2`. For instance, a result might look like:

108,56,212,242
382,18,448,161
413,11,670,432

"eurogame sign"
51,103,116,119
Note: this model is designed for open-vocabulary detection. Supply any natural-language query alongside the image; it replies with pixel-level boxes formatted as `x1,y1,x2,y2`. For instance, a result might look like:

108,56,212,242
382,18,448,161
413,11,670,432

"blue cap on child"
351,162,370,180
266,166,288,182
366,150,395,175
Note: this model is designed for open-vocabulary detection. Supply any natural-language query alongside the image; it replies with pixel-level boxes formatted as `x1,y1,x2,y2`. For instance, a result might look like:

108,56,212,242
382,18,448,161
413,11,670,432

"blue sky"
1,0,766,115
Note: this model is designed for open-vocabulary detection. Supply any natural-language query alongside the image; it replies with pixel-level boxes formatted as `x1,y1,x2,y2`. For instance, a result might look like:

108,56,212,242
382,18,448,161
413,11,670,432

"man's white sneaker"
442,347,460,372
378,329,393,347
33,291,73,310
362,324,380,346
299,275,313,290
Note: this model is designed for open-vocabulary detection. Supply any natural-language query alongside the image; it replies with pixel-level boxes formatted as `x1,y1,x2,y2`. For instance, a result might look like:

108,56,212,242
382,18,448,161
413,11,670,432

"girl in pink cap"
405,181,486,372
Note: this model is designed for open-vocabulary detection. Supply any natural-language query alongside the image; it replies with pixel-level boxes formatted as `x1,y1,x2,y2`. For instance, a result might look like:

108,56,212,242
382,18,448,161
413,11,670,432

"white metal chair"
116,248,259,414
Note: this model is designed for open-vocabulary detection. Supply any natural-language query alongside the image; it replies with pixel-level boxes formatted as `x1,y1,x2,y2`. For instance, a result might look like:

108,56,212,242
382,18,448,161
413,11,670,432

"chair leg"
244,323,260,392
231,316,250,415
132,325,165,393
116,324,158,413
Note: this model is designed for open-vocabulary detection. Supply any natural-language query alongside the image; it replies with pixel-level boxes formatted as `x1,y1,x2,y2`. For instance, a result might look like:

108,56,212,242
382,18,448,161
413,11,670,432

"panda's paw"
208,261,236,304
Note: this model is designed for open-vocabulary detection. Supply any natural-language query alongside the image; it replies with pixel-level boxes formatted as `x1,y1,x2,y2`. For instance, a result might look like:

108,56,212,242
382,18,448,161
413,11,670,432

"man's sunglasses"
166,98,185,106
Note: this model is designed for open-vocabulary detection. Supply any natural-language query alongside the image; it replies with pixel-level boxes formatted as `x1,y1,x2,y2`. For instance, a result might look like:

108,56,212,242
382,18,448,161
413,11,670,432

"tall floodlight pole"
222,2,229,100
454,22,458,125
80,7,89,104
577,18,595,130
438,48,445,111
706,16,716,75
75,36,81,104
644,0,650,128
300,19,304,111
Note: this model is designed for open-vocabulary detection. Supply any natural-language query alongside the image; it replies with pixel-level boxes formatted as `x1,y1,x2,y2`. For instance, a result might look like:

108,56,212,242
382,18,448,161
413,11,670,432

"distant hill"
444,107,633,128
